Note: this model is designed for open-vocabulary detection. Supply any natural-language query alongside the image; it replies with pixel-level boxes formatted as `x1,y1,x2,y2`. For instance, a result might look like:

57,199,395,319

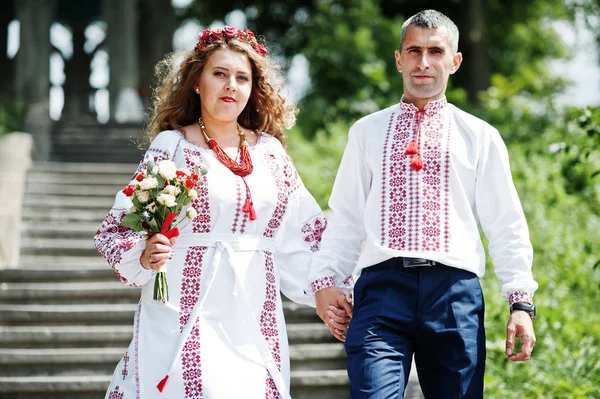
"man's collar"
399,96,447,114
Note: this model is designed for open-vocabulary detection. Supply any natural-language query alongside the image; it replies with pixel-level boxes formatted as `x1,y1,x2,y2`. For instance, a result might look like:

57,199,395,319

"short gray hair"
399,10,459,53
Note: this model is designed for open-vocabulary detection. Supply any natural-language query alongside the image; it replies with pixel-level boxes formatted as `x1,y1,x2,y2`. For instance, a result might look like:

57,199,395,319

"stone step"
30,162,138,174
0,281,137,304
21,222,105,239
0,302,319,325
0,370,353,399
0,343,346,376
52,154,143,163
22,208,108,223
0,323,335,348
0,265,113,282
17,255,109,267
23,196,117,209
20,238,100,257
27,172,134,186
26,182,123,197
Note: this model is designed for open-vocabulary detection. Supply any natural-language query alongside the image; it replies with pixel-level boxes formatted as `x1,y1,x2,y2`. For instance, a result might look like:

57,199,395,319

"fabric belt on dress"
157,233,291,399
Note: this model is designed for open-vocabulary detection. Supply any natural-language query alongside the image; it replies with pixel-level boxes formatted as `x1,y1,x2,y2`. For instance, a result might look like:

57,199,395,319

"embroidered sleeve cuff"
508,291,533,306
311,276,335,293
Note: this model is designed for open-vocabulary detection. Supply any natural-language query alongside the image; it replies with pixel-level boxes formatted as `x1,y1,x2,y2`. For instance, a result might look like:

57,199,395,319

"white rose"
177,168,191,176
188,189,198,199
146,202,157,213
136,190,151,203
186,207,198,220
157,193,177,207
163,185,181,196
158,160,177,180
139,176,158,190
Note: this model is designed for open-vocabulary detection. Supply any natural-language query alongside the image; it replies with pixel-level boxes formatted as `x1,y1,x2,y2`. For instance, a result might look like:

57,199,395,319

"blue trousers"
345,258,485,399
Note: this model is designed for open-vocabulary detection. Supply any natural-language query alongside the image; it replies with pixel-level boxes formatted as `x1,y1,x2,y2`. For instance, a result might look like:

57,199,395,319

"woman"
94,27,350,399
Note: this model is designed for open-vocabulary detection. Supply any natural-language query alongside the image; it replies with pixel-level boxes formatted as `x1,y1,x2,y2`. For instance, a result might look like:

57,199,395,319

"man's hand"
315,286,353,342
505,310,536,361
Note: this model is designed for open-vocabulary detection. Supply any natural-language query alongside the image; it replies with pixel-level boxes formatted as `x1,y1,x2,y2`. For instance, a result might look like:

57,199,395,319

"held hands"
315,286,353,342
140,234,178,271
505,311,536,362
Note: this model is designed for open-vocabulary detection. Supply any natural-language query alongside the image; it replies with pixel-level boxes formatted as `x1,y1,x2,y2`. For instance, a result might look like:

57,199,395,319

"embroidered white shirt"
309,98,538,303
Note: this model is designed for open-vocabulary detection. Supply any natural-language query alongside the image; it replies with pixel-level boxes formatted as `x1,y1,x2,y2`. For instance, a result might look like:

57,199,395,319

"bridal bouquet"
121,160,206,302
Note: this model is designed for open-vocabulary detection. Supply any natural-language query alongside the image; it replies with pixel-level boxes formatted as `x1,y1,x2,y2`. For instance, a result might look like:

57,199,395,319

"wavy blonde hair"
141,34,296,148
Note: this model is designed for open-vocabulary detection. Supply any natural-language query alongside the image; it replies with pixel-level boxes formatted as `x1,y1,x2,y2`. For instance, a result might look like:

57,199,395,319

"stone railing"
0,132,33,267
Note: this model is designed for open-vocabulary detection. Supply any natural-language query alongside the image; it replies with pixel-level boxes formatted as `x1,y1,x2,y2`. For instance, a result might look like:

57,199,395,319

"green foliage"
286,120,350,208
557,106,600,211
480,135,600,397
297,0,404,134
0,98,25,136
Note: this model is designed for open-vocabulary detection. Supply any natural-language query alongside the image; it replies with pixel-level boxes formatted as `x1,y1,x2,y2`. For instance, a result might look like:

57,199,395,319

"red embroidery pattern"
311,276,335,293
343,275,354,288
94,209,143,287
261,252,281,398
179,246,207,329
380,112,395,245
443,118,452,252
134,303,141,399
184,148,211,233
232,177,242,233
384,100,451,253
182,325,203,398
509,291,532,306
180,246,206,399
263,153,289,238
301,216,327,252
282,154,301,195
121,351,129,379
108,386,124,399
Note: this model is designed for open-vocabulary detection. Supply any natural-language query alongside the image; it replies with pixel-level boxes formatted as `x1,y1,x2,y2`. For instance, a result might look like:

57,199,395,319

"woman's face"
196,49,253,124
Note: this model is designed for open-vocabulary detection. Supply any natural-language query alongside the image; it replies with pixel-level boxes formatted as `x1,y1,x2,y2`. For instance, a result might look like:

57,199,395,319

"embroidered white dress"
94,130,327,399
309,98,538,303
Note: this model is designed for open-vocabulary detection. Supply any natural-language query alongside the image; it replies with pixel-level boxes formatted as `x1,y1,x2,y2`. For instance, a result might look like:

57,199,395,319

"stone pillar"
0,133,33,268
61,22,95,120
15,0,57,161
138,0,176,107
104,0,144,122
0,3,16,99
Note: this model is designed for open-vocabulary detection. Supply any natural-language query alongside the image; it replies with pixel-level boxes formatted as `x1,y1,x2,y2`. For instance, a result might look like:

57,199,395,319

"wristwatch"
510,302,536,320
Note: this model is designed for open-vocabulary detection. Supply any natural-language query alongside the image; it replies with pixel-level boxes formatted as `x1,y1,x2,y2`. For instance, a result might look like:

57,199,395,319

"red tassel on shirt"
157,375,169,392
410,153,424,171
405,139,419,155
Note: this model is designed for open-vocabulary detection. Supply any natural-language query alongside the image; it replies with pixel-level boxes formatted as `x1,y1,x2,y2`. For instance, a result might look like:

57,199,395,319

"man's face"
395,25,462,108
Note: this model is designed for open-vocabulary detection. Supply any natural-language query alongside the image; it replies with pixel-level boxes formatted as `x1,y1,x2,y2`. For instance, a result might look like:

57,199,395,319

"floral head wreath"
194,26,268,56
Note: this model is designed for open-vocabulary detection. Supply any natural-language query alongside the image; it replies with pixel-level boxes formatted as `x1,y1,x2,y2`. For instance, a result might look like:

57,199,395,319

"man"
309,9,538,399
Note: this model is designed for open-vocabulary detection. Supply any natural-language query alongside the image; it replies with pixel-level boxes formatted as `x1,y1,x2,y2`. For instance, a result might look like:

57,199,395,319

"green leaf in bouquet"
146,161,156,175
121,213,145,232
156,175,165,190
131,195,142,209
146,216,160,232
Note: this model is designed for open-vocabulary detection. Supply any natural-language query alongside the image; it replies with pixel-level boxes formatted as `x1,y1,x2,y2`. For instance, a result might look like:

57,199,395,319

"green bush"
0,98,25,137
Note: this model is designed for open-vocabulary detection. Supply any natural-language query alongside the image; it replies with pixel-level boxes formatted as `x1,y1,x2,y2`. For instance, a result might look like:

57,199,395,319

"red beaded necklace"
199,117,257,220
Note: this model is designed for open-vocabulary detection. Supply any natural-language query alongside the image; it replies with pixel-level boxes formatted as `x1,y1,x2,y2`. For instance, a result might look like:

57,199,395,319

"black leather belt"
366,257,446,272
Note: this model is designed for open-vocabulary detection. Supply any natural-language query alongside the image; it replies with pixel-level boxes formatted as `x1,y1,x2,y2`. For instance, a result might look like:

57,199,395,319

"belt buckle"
402,257,433,269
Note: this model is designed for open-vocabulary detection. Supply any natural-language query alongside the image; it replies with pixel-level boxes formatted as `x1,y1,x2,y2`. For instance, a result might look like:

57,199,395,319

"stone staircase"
0,122,423,398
